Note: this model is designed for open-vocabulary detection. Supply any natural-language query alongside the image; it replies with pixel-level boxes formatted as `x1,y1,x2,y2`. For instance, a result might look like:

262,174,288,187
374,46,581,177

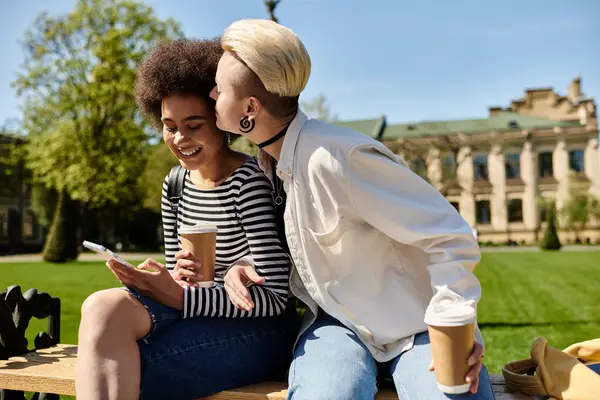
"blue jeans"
288,311,495,400
127,289,299,400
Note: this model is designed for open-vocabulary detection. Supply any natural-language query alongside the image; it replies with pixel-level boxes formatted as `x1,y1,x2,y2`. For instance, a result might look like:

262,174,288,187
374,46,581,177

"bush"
540,204,561,251
42,190,79,263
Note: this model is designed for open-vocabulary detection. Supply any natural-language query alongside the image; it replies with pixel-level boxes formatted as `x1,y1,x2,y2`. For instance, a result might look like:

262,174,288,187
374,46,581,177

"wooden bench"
0,345,533,399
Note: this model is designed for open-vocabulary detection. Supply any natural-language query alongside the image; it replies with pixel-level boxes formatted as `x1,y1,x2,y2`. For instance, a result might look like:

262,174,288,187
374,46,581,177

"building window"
505,153,521,179
473,154,489,181
442,154,457,180
568,149,585,173
507,199,523,222
476,200,491,224
450,201,460,212
23,210,39,240
410,158,427,178
538,152,553,178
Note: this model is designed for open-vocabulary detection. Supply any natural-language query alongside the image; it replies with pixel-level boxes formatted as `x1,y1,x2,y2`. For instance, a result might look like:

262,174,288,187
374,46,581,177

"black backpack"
166,165,187,239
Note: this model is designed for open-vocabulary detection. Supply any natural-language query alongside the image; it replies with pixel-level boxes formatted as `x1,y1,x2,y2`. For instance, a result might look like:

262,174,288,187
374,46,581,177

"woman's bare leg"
75,288,151,400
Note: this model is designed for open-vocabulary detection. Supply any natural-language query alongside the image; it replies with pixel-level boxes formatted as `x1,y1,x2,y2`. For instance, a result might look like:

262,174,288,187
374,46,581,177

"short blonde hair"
222,19,311,97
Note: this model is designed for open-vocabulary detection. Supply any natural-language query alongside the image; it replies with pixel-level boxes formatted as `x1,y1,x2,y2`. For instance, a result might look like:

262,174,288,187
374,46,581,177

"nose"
209,86,218,101
173,130,187,145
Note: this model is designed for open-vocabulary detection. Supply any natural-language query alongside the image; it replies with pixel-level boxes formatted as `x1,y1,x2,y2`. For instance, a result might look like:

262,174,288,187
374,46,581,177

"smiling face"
161,94,226,170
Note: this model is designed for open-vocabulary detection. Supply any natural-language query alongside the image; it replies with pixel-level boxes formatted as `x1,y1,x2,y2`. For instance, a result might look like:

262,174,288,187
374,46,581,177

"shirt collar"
276,109,308,179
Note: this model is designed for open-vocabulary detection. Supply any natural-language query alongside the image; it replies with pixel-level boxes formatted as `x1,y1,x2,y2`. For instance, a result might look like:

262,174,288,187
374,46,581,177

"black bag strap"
167,165,187,238
271,161,289,254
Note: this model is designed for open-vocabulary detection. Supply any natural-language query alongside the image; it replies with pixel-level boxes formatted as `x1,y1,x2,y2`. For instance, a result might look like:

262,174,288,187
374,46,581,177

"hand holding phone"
82,241,135,268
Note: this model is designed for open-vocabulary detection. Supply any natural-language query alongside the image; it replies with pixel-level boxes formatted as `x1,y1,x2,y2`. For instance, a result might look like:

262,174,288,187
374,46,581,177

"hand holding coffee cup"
424,286,478,394
173,250,204,287
177,224,218,288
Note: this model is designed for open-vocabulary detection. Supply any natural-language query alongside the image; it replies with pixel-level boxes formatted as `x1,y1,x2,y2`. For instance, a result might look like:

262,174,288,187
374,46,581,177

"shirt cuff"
182,286,201,319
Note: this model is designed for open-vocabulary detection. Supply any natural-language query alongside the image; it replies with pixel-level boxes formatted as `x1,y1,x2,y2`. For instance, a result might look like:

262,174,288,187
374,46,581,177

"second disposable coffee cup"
424,288,477,394
178,224,218,288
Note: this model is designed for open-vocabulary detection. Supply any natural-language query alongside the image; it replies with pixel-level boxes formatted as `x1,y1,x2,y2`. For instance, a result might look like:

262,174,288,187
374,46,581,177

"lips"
178,146,201,157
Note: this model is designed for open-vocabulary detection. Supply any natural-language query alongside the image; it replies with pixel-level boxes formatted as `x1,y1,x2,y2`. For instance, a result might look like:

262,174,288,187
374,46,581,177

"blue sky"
1,0,598,128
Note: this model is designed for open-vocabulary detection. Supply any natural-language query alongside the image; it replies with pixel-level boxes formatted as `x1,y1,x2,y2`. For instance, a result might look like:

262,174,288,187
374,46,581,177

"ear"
246,96,261,119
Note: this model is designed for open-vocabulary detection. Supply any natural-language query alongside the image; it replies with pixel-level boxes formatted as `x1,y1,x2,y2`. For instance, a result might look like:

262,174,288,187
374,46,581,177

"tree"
560,172,600,243
540,201,562,251
42,190,79,262
264,0,281,22
396,135,463,196
301,93,338,122
13,0,182,261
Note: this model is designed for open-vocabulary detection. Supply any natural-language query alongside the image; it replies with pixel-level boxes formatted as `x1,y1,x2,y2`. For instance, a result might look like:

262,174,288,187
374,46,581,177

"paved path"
0,253,164,263
1,246,599,263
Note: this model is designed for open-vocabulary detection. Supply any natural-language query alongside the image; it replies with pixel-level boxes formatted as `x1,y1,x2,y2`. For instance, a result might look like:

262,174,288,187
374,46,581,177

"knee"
289,363,377,400
79,289,145,339
290,379,376,400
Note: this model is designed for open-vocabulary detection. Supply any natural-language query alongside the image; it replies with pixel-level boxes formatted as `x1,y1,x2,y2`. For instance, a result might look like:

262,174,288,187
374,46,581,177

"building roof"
340,112,581,141
334,115,386,139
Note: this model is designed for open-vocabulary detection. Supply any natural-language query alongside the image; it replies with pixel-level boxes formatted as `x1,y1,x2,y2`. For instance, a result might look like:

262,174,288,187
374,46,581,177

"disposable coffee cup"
178,224,218,288
424,292,477,394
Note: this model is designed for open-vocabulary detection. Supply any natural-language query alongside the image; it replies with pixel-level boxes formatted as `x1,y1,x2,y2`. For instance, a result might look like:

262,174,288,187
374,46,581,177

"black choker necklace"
257,127,288,149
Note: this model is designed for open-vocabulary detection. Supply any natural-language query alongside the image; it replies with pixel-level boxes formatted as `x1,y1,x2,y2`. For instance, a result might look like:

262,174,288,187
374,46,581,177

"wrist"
169,283,185,311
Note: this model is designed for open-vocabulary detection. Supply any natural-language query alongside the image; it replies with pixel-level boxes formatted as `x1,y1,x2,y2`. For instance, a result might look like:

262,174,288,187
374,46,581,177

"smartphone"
82,240,135,269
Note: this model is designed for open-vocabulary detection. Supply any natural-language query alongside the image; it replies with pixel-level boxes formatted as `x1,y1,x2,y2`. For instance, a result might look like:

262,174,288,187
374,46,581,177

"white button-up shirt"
260,110,483,362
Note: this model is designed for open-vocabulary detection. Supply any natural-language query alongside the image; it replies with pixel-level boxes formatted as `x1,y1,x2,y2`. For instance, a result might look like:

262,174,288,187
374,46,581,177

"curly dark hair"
135,38,223,128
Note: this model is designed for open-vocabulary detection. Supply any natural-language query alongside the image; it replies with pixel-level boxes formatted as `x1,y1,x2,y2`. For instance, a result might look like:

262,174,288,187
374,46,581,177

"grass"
0,252,599,394
476,251,600,373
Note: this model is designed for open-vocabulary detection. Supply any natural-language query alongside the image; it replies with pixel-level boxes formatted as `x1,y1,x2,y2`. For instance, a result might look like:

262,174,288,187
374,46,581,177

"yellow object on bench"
0,345,531,399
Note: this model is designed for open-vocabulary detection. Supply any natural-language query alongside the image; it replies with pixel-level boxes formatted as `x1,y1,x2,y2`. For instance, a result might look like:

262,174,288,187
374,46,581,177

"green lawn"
1,252,599,381
476,251,600,373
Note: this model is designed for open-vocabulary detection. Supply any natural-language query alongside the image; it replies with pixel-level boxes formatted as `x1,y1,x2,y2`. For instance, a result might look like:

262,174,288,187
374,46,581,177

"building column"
457,146,475,227
488,144,508,231
427,147,442,189
585,137,600,198
521,140,538,230
554,137,570,210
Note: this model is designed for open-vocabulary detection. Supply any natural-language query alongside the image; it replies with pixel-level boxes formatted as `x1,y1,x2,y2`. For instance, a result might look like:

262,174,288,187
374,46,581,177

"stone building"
336,77,599,244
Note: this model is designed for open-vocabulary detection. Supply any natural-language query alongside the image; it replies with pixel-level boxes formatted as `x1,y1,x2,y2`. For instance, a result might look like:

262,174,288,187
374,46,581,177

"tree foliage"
560,172,600,242
301,93,338,122
13,0,182,209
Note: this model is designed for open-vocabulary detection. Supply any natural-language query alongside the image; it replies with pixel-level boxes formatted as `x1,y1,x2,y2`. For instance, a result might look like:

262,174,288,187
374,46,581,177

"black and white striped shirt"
161,159,290,319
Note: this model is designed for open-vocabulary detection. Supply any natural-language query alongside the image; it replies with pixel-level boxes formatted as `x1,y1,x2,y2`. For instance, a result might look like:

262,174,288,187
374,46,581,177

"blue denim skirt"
127,288,299,400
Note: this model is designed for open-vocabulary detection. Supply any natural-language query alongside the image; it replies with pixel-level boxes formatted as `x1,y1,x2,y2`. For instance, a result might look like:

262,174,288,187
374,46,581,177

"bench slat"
0,344,76,395
0,346,533,399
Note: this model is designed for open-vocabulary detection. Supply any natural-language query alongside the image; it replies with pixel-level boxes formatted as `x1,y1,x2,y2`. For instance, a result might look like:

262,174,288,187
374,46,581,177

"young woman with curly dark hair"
74,38,297,400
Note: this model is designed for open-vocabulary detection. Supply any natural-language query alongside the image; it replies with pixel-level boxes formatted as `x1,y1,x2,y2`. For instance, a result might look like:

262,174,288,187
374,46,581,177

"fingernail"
468,358,475,365
466,377,472,383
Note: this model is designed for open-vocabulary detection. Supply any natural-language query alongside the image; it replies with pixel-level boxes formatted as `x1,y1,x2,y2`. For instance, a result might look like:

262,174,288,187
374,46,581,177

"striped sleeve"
161,176,178,270
182,168,290,319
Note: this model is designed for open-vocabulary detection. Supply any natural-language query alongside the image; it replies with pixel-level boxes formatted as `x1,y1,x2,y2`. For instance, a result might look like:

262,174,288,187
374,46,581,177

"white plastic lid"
178,224,218,234
424,286,477,327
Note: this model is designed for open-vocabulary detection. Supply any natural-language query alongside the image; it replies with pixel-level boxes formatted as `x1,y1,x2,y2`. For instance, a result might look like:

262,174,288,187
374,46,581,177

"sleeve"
161,176,179,270
182,170,291,319
345,143,484,346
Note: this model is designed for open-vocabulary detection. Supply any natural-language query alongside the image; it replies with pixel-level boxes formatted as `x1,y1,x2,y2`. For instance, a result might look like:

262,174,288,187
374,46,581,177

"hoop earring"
239,116,255,133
